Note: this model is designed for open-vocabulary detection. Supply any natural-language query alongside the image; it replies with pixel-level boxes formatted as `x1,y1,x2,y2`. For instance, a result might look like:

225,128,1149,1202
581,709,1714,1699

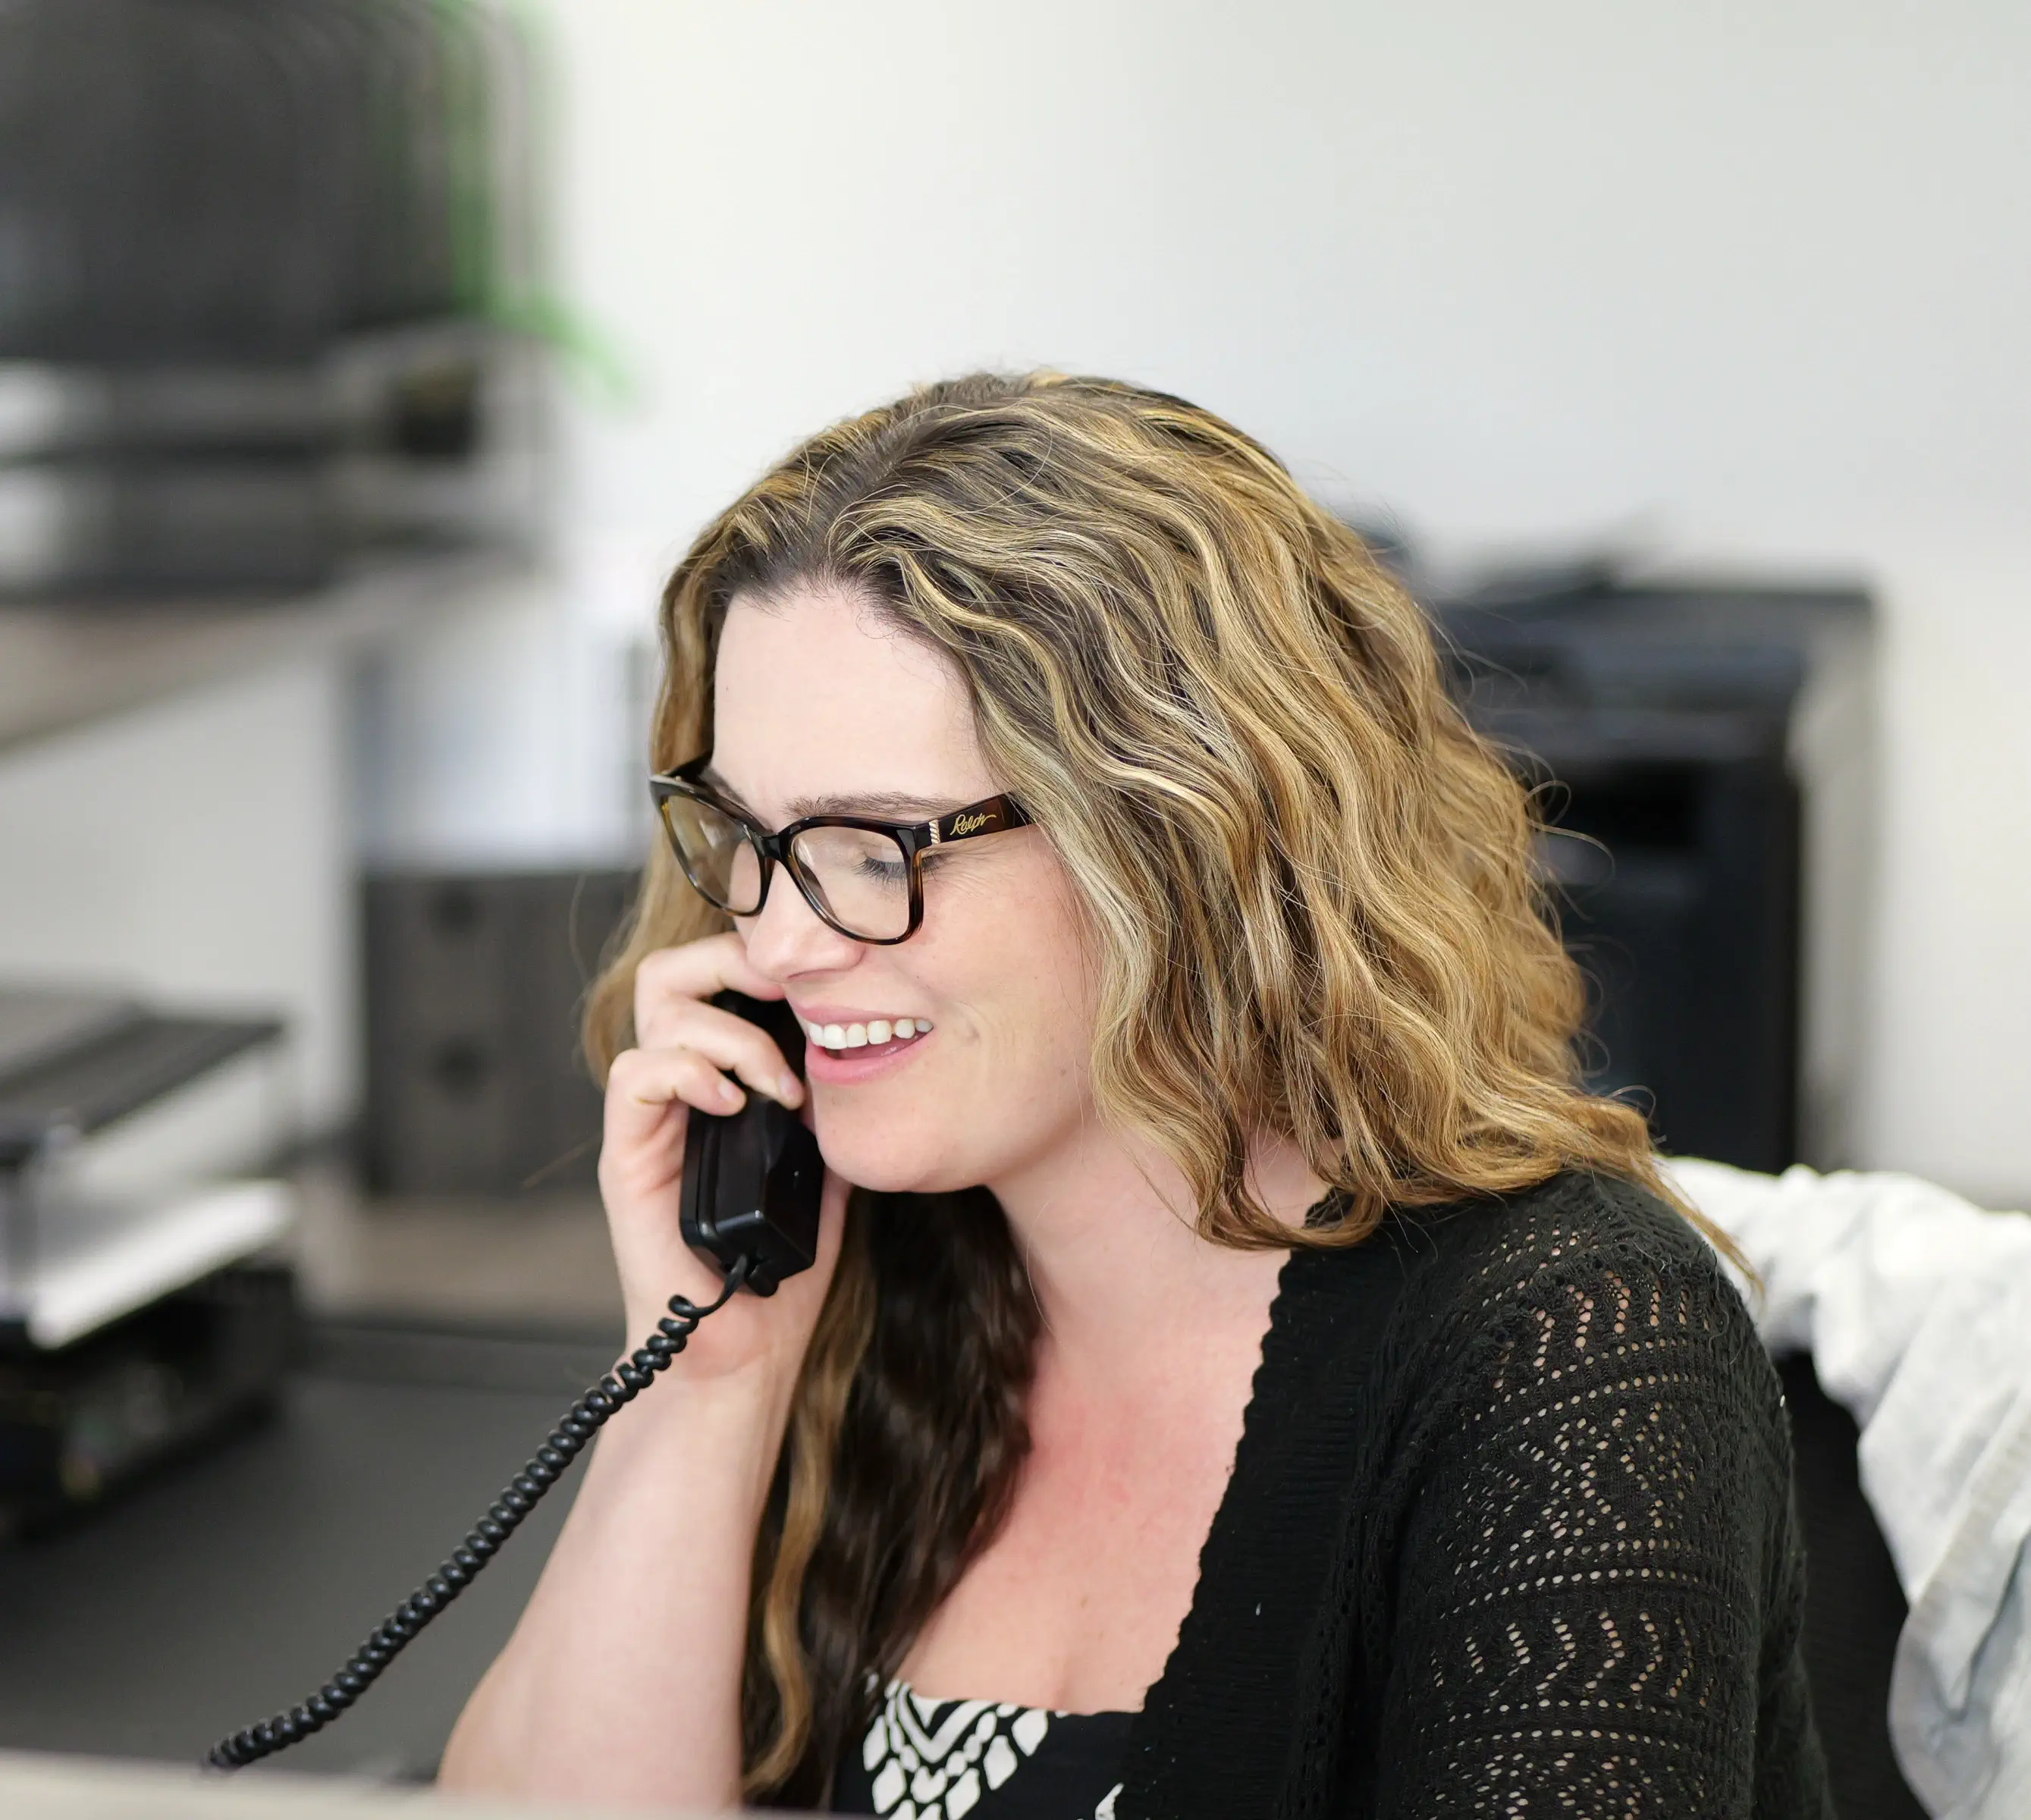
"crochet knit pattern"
1116,1170,1832,1818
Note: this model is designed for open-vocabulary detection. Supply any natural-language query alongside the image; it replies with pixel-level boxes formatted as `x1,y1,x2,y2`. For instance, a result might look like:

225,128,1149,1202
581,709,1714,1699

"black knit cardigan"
1114,1170,1833,1818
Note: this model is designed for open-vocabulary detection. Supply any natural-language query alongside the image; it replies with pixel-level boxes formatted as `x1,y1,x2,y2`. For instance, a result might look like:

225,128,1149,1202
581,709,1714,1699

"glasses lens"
661,794,764,912
789,824,912,940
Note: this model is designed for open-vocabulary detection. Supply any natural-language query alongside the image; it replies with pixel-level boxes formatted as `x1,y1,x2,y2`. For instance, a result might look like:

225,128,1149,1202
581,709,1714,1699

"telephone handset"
206,988,821,1769
680,989,823,1295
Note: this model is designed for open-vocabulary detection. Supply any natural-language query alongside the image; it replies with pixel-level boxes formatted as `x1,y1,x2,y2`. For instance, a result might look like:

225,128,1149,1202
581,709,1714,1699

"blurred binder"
362,870,636,1195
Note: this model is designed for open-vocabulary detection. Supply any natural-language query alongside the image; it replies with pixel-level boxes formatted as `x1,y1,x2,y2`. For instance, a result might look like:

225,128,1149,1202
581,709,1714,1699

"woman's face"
709,583,1092,1196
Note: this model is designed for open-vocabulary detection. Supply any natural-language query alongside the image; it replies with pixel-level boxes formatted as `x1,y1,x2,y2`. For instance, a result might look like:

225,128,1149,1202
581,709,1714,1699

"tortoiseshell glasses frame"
648,754,1034,944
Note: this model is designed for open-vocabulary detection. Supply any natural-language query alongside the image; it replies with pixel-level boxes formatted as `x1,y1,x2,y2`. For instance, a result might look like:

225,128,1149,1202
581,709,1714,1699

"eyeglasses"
648,755,1034,944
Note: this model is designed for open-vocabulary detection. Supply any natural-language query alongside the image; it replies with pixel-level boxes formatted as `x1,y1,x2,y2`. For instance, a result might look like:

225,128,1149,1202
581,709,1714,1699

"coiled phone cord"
206,1254,754,1771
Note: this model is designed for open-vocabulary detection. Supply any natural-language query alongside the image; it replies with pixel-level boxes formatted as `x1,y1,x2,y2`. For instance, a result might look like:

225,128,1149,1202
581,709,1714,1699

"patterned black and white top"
831,1679,1130,1820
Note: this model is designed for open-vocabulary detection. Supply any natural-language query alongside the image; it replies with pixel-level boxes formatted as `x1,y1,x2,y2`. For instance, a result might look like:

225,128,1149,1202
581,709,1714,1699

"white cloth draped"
1663,1158,2031,1820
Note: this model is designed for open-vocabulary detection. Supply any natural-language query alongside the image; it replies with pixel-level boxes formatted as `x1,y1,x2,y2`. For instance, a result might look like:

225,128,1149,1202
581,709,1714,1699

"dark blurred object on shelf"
0,0,526,360
1422,563,1875,1172
0,0,543,597
363,870,638,1196
0,1263,295,1539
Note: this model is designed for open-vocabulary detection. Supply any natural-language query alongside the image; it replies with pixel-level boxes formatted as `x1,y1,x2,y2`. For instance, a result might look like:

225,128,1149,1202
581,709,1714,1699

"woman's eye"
874,852,946,886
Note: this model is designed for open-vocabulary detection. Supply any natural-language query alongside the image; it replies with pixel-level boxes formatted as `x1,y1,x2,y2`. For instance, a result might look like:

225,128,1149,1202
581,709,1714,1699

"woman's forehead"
711,588,988,816
719,582,948,686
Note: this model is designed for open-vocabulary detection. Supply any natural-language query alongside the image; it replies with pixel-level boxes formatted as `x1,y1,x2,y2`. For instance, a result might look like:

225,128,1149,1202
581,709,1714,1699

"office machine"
1431,577,1875,1172
0,988,297,1533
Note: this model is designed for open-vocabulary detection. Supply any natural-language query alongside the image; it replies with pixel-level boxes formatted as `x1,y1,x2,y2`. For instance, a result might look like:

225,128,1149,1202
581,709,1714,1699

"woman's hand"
598,930,848,1392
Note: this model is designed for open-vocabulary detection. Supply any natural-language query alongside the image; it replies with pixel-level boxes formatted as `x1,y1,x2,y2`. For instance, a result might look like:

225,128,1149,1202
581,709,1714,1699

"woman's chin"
815,1129,970,1198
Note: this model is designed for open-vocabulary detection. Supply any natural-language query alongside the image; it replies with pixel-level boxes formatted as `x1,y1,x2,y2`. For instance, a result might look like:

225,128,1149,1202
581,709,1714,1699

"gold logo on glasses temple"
949,811,992,836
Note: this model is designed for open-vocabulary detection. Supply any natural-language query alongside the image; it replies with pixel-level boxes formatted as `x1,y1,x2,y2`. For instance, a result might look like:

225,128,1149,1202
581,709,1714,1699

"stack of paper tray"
0,988,297,1349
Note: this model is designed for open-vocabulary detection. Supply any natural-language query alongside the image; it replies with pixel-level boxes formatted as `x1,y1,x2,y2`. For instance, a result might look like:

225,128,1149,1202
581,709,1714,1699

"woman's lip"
804,1028,931,1085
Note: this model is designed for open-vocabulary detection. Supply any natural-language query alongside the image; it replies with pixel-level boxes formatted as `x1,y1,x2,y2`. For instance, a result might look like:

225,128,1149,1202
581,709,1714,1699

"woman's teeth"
805,1017,932,1051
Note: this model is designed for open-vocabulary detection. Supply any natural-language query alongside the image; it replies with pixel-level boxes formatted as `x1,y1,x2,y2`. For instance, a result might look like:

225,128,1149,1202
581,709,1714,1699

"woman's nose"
739,861,863,977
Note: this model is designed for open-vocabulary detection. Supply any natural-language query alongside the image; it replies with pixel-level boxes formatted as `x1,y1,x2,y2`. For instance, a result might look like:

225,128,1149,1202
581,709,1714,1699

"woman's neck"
985,1119,1330,1376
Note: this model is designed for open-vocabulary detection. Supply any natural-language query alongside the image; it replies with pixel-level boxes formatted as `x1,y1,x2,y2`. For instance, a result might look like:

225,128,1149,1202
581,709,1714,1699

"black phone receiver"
680,989,824,1295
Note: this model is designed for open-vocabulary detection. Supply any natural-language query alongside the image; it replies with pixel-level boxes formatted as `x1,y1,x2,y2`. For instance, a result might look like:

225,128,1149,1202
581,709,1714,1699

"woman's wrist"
585,1345,796,1502
620,1293,811,1392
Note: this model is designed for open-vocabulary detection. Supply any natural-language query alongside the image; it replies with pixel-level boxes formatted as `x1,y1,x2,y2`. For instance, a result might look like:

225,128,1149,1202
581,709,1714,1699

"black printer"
1429,574,1874,1173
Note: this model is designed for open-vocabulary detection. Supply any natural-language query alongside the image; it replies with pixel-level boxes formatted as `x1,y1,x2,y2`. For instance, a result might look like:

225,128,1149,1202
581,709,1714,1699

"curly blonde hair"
585,371,1705,1800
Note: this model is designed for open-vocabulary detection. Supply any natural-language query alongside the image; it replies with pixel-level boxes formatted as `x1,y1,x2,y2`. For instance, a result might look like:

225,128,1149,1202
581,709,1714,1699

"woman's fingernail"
778,1075,802,1105
719,1079,743,1107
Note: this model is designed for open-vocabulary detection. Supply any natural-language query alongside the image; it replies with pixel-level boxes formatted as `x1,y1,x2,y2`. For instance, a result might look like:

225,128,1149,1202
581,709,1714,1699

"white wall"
0,660,354,1134
353,562,655,871
526,0,2031,1203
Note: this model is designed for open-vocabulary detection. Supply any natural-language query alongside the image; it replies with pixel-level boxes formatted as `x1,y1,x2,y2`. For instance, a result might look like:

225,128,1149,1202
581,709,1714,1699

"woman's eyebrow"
699,765,958,821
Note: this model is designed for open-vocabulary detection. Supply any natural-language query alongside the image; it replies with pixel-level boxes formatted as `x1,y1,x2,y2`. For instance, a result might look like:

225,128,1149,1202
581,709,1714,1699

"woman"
441,373,1830,1816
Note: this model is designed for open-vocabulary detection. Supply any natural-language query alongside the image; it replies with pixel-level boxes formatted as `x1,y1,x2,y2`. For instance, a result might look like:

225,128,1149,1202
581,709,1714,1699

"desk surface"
0,1749,676,1818
0,551,520,755
0,1323,616,1783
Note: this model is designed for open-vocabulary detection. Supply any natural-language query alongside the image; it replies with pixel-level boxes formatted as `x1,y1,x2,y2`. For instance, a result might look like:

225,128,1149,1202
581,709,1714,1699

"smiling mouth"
804,1016,934,1056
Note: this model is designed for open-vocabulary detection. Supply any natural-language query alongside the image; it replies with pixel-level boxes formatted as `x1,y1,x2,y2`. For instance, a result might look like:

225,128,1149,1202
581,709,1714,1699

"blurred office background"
0,1,2024,1806
522,0,2029,1210
319,0,2031,1208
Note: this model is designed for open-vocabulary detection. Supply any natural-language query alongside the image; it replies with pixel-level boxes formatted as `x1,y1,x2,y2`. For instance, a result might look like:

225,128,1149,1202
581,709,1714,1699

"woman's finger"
603,1045,747,1152
630,952,805,1107
632,932,781,1045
